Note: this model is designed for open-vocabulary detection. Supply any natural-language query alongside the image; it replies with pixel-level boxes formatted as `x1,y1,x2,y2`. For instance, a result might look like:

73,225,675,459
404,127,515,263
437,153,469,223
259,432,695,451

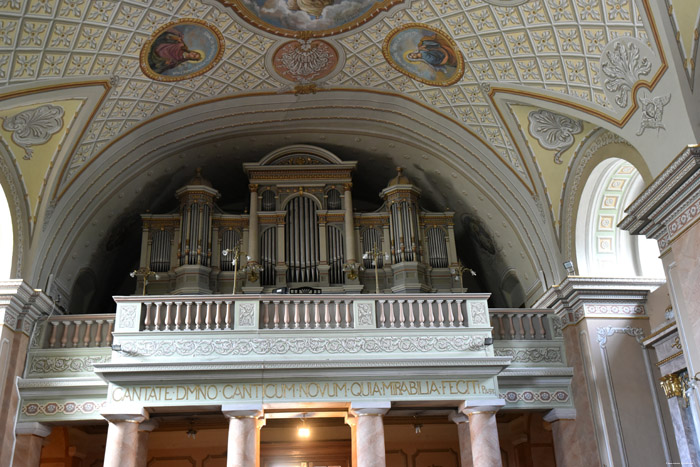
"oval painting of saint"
140,20,224,81
215,0,403,37
383,24,464,87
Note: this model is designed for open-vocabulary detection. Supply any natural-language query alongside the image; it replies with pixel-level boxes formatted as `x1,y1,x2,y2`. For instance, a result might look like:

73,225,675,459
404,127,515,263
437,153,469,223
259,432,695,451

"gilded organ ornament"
383,24,464,87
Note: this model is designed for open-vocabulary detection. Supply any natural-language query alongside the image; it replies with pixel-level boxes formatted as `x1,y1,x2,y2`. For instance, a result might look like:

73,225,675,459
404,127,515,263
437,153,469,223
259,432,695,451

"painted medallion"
215,0,403,38
272,40,339,82
140,19,224,82
383,24,464,87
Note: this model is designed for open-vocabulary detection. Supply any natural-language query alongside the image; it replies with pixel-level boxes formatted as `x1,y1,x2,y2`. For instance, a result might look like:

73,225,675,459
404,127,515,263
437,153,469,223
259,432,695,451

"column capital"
448,412,469,424
459,398,505,416
138,419,159,432
15,422,52,438
543,408,576,422
349,401,390,416
222,403,263,419
101,405,149,423
249,184,259,192
343,183,353,192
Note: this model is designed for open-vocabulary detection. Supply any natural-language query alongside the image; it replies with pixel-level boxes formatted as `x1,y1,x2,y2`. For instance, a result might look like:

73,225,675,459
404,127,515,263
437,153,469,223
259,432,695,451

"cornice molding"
620,145,700,250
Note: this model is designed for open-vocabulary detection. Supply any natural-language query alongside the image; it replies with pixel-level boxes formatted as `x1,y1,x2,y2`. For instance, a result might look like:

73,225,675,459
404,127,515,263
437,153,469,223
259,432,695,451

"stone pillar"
344,183,356,263
102,406,149,467
248,184,259,264
13,422,51,467
0,282,52,463
448,412,472,467
223,404,264,467
135,420,158,466
543,408,581,467
460,400,505,467
350,402,390,467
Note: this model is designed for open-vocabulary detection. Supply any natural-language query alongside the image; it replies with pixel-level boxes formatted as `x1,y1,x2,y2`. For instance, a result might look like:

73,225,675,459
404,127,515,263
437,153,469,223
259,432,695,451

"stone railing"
113,293,492,332
34,314,114,349
489,309,561,341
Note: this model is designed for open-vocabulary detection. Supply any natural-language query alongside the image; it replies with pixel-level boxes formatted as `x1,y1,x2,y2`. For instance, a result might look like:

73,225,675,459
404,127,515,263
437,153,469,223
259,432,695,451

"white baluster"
71,321,82,348
378,300,386,328
274,301,280,329
324,301,331,328
447,300,455,327
345,301,352,328
60,321,70,348
283,301,290,329
175,302,182,330
508,314,516,339
397,300,405,328
304,301,311,329
195,302,203,330
106,320,114,346
314,301,321,328
164,302,172,331
144,302,152,330
334,301,341,328
436,300,444,327
456,300,464,327
417,300,425,328
388,300,396,328
294,301,300,329
205,301,213,330
153,302,162,331
427,300,435,327
226,301,233,330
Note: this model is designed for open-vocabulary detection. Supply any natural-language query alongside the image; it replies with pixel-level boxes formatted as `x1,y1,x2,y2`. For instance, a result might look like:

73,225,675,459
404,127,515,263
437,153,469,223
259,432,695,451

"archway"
575,158,663,277
0,185,12,280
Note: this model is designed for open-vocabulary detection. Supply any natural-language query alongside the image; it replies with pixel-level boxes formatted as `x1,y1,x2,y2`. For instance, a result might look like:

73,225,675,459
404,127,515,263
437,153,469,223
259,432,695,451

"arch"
560,129,654,267
574,158,663,277
0,184,12,280
280,192,323,210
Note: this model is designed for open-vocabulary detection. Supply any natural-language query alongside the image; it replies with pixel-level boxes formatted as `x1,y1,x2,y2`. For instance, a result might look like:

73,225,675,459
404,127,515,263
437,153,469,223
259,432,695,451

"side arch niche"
574,157,663,278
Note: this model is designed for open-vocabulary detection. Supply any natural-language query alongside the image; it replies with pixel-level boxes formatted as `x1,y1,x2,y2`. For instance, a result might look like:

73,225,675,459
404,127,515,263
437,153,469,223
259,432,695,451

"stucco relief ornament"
273,39,338,83
527,109,583,164
2,104,64,160
636,93,671,136
601,39,652,108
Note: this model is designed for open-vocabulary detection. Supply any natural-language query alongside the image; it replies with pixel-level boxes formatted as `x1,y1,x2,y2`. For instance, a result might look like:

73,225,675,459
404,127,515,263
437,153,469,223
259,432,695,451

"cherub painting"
384,24,464,87
140,20,224,82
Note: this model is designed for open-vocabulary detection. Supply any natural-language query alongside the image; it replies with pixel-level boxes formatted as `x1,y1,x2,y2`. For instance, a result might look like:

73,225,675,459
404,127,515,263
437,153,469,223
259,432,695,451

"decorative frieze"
500,389,571,406
116,334,486,358
22,399,107,419
27,354,111,376
494,346,563,364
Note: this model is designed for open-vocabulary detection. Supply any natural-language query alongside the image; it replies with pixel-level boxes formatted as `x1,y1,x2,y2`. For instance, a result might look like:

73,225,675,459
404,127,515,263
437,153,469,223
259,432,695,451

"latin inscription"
111,379,496,405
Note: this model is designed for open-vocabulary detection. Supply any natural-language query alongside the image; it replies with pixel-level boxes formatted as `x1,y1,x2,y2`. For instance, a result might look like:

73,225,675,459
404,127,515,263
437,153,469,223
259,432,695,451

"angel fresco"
286,0,334,19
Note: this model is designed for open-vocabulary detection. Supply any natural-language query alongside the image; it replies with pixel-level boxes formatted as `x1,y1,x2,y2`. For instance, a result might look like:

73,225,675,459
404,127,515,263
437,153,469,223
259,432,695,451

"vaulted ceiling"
0,0,697,309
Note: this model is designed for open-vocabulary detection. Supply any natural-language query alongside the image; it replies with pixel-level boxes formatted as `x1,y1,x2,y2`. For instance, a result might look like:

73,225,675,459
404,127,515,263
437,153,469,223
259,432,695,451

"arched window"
576,158,663,277
0,185,11,279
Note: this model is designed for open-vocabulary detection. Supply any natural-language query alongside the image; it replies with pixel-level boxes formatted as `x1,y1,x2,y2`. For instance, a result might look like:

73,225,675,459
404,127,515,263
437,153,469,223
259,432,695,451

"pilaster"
13,422,51,467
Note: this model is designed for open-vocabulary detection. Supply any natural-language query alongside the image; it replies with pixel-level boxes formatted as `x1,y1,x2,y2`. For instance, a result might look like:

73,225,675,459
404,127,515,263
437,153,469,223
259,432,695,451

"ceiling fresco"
1,0,695,307
0,0,656,201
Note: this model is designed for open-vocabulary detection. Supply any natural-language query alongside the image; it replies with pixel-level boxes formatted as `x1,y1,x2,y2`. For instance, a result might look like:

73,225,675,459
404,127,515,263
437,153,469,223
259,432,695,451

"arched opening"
0,185,12,280
575,158,663,277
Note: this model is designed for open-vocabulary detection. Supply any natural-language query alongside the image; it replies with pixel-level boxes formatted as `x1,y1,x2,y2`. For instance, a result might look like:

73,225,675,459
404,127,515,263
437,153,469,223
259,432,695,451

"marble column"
460,400,504,467
544,408,582,467
223,404,264,467
135,419,159,466
350,402,390,467
13,422,51,467
449,412,472,467
102,406,149,467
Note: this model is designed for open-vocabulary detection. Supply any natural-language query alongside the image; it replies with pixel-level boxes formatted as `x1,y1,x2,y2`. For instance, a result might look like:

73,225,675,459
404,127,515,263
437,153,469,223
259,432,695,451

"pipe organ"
136,146,461,295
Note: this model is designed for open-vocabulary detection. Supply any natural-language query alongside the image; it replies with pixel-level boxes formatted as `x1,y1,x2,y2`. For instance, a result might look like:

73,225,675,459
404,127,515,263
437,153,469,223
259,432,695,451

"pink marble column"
223,404,264,467
13,422,51,467
460,401,504,467
344,415,358,467
449,413,472,467
135,419,159,466
543,409,581,467
350,402,390,467
102,406,149,467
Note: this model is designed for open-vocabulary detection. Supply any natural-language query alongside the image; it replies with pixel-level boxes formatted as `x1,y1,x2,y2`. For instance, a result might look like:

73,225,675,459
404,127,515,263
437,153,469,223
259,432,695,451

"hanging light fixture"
297,417,310,438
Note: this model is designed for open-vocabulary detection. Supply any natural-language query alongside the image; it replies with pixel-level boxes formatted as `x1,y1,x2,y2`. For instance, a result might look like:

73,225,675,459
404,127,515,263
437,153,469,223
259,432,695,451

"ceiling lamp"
298,417,310,439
